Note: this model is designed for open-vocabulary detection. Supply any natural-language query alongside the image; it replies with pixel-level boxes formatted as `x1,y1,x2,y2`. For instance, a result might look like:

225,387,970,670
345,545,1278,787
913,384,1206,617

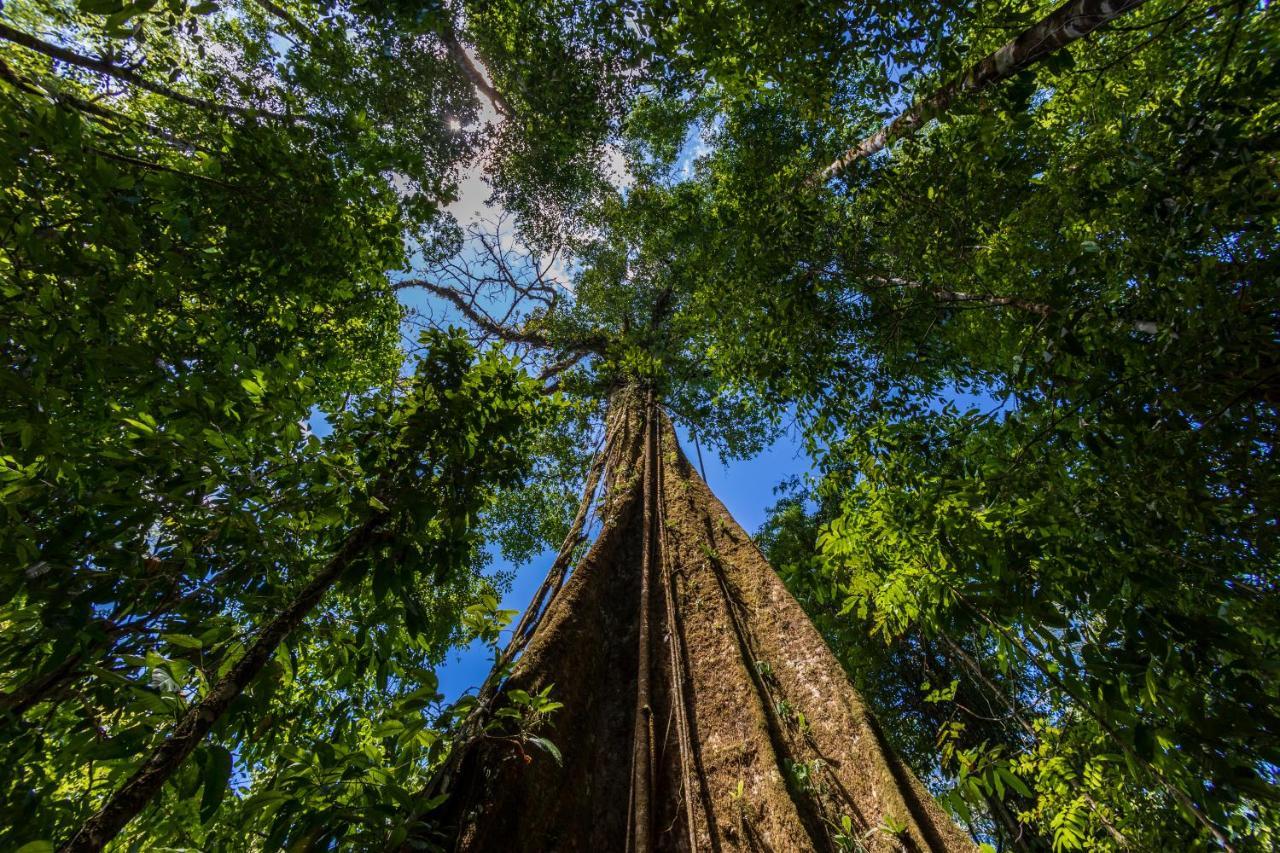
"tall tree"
3,0,1276,850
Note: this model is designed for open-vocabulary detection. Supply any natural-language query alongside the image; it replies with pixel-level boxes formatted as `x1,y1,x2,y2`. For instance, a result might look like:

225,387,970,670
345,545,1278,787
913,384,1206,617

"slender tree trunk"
431,389,974,851
59,515,386,852
817,0,1151,182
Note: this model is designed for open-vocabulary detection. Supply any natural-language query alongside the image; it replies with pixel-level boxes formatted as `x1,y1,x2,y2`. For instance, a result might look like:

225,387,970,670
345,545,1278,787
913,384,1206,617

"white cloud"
603,144,633,191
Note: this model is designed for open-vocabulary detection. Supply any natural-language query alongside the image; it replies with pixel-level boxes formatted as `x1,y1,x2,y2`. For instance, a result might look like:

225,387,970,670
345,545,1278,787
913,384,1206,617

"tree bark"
817,0,1151,182
430,389,974,851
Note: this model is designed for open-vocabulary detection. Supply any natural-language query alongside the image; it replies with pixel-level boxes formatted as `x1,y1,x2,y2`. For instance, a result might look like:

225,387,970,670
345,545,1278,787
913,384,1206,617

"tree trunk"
435,388,974,852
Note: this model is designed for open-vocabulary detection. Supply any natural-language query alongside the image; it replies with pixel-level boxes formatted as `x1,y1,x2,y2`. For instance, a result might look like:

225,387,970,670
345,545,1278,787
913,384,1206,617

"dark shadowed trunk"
434,388,974,852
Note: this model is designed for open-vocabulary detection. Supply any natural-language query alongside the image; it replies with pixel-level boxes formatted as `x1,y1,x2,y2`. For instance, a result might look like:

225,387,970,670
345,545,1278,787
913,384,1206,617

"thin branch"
871,275,1053,317
869,275,1172,339
86,145,245,190
0,53,175,139
0,21,293,121
538,349,588,382
393,278,556,347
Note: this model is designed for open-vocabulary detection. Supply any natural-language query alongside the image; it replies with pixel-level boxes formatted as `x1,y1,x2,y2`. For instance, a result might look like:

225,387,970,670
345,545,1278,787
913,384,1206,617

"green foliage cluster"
1,328,553,850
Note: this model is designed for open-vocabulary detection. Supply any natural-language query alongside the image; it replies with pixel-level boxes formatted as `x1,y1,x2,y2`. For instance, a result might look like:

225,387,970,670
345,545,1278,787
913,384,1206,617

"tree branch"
537,349,588,382
0,21,294,121
1,55,218,154
394,278,554,346
441,27,512,119
869,275,1174,338
872,276,1053,317
816,0,1152,182
85,145,245,190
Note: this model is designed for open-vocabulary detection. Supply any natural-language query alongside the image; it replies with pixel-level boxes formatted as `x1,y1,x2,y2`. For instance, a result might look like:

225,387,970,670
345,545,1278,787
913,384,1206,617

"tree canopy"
1,0,1276,850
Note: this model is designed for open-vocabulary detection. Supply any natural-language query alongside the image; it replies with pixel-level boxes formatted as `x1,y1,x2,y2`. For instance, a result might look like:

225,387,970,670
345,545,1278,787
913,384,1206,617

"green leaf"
373,720,405,738
129,686,176,715
998,766,1032,798
162,633,203,650
420,793,449,812
200,745,233,824
527,735,562,766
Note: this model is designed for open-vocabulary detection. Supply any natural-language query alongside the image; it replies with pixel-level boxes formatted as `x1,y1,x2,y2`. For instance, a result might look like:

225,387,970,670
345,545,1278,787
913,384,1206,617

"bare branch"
396,216,603,377
394,278,555,346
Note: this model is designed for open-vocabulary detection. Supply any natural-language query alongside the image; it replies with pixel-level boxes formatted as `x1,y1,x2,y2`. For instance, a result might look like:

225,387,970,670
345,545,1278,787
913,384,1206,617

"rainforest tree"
1,0,1275,850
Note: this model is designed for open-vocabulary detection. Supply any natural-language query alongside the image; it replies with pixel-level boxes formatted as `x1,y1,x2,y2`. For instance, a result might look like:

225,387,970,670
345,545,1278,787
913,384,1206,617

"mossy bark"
440,393,974,852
